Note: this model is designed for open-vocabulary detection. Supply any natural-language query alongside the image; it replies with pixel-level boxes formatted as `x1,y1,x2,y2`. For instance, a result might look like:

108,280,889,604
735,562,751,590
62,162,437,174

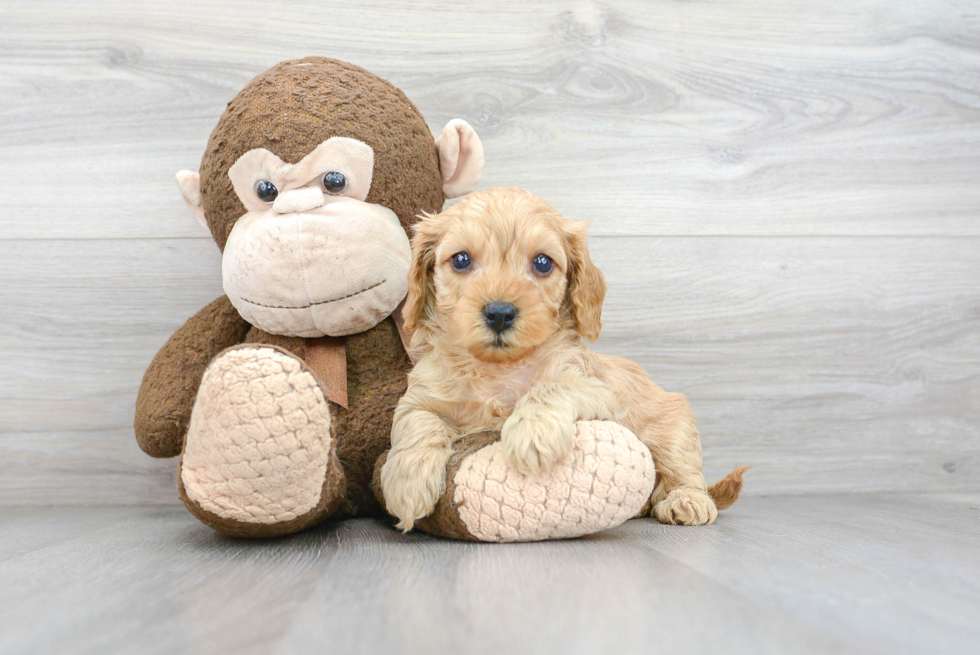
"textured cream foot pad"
181,347,332,524
453,421,656,542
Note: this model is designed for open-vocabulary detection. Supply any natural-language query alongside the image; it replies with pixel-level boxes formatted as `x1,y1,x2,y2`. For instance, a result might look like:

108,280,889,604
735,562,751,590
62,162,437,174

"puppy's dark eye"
532,254,554,275
255,180,278,202
321,171,348,195
450,252,472,271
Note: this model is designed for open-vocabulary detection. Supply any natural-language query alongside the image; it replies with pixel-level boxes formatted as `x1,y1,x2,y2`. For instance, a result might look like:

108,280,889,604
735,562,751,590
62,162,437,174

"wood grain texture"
0,0,978,503
1,236,976,502
1,495,979,655
1,0,980,238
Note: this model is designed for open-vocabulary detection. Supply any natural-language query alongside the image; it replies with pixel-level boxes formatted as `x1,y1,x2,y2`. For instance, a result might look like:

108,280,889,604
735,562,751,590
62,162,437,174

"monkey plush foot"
178,345,346,537
375,421,655,542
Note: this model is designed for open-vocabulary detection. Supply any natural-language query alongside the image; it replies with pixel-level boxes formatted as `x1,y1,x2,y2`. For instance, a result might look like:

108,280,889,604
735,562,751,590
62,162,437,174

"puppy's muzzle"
482,302,518,334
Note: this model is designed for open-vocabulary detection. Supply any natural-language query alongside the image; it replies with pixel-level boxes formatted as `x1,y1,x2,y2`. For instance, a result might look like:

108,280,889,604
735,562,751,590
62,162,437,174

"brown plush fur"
199,57,445,250
134,58,446,537
135,296,250,458
382,188,745,530
330,318,413,515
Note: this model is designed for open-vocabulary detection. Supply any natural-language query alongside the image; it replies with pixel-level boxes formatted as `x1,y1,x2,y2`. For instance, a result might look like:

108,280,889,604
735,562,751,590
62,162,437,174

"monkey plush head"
174,57,483,337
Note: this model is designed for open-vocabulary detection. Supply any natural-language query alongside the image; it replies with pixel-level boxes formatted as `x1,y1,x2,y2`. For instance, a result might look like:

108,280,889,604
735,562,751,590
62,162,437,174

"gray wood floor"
2,494,978,655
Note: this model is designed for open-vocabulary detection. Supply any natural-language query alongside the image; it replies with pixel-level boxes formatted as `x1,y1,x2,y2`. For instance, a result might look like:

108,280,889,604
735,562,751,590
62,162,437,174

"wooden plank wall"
1,0,978,504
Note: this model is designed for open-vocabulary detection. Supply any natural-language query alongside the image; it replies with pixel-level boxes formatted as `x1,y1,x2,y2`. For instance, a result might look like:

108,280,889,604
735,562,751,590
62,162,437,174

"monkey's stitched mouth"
240,279,386,310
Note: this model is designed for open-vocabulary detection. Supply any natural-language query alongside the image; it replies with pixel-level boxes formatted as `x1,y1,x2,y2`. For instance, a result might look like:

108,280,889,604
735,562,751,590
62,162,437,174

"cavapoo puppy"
381,187,745,531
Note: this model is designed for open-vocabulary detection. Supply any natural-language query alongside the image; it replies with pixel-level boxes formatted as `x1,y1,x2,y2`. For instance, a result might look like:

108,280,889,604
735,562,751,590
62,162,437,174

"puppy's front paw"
501,405,576,475
380,448,448,532
654,488,718,526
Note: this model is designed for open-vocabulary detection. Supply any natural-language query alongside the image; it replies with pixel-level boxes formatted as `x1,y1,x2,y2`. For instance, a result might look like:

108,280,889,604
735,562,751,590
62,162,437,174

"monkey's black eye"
321,171,348,195
450,252,472,271
255,180,278,203
533,254,554,275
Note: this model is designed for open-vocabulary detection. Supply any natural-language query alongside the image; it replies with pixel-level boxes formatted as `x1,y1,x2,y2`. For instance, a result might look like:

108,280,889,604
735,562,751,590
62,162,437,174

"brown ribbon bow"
303,299,417,409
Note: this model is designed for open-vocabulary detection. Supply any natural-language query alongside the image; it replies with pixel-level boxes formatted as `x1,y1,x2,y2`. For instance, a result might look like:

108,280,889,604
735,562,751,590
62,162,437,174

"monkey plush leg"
135,295,250,458
178,345,346,537
374,421,655,542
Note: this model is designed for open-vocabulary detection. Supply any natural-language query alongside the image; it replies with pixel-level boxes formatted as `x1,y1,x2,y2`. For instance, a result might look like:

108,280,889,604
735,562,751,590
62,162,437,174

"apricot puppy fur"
381,187,745,531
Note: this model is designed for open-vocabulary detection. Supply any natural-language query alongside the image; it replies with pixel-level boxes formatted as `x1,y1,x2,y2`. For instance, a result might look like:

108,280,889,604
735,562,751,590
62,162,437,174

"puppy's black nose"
483,302,518,334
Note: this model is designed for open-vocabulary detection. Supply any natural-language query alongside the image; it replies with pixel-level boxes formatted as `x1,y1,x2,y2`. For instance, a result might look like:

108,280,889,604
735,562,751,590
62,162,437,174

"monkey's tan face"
222,138,411,337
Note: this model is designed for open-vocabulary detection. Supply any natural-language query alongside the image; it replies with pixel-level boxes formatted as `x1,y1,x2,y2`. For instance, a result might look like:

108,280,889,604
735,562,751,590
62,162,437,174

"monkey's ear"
175,170,208,230
434,119,484,198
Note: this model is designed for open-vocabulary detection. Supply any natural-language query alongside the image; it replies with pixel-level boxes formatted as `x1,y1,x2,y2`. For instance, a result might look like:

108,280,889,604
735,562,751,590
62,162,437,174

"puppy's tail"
707,466,749,510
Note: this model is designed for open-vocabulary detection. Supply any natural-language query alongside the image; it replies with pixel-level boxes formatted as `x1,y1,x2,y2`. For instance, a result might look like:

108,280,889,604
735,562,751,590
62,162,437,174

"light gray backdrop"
2,0,978,504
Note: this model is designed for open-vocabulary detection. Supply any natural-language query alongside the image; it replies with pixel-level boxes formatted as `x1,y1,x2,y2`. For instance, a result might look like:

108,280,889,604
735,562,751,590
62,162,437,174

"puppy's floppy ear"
564,220,606,342
403,212,445,333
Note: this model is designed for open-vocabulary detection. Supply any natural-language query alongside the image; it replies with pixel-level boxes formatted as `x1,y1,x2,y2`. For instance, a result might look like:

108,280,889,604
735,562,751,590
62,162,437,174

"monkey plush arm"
134,295,251,458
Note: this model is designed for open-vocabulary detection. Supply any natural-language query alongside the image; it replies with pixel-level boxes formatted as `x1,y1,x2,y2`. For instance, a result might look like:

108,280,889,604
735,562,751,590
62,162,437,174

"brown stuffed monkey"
135,57,485,537
137,57,659,542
